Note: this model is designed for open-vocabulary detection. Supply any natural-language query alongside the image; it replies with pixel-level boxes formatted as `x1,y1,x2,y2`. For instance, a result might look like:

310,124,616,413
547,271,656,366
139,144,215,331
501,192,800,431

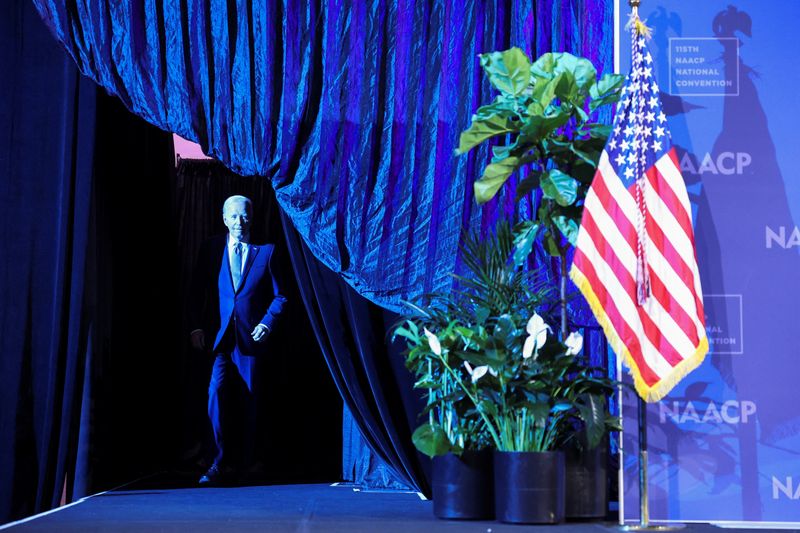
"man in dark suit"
189,195,287,485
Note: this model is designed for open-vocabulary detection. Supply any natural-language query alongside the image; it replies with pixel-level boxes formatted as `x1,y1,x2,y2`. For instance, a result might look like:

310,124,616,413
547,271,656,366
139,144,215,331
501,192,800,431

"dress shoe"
198,463,235,486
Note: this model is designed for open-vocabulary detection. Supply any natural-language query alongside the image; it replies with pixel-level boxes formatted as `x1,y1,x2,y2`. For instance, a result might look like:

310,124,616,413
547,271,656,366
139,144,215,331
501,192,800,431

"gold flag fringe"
570,265,709,403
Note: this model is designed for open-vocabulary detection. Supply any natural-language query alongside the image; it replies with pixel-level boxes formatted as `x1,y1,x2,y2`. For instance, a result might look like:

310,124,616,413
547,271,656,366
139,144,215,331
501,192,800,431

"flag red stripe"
580,208,636,301
579,210,685,367
645,161,695,245
572,249,661,387
645,212,706,335
590,172,638,250
646,266,701,347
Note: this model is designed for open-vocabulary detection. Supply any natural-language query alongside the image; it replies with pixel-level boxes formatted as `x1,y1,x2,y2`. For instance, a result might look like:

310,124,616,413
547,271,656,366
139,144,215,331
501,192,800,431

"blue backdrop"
618,2,800,525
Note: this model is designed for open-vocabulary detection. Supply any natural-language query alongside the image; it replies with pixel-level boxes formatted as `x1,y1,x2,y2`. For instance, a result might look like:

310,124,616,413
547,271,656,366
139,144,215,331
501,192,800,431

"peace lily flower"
423,328,442,356
463,361,497,383
523,313,551,359
565,331,584,356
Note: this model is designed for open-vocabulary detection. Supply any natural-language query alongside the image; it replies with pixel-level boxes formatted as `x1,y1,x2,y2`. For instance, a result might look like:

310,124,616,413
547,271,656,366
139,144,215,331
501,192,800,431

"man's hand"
251,324,270,342
190,330,206,350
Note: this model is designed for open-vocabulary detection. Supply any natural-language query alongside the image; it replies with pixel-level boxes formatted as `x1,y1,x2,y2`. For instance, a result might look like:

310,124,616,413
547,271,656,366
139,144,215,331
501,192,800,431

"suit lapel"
238,244,259,291
219,240,236,292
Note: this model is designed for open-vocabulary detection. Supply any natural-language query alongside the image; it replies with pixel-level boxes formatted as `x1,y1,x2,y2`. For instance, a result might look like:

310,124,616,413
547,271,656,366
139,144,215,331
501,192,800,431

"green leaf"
454,326,475,339
532,72,563,109
474,307,490,325
589,73,625,111
574,104,589,122
544,231,562,257
585,123,613,139
491,144,512,162
412,424,454,458
457,114,518,154
478,400,498,418
590,72,625,99
528,402,550,423
540,169,578,206
474,156,521,204
531,53,558,80
520,110,570,142
605,414,623,432
569,144,598,167
512,220,539,266
553,216,580,247
414,378,441,390
393,326,417,343
515,171,541,202
495,314,518,347
577,394,606,449
541,137,571,154
479,47,533,97
473,96,517,121
531,52,597,91
558,54,597,90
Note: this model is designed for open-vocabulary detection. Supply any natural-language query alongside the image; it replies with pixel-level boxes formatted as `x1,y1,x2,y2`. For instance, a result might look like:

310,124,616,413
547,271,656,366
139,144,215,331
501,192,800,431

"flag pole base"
620,523,685,531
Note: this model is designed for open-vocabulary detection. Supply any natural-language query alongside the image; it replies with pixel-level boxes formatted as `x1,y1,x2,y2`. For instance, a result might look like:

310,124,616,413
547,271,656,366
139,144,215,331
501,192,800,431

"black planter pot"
431,450,494,520
494,450,565,524
565,440,608,519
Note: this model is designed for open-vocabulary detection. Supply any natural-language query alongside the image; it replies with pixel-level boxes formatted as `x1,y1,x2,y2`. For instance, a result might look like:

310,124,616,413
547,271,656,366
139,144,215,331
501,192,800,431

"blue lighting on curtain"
31,0,613,312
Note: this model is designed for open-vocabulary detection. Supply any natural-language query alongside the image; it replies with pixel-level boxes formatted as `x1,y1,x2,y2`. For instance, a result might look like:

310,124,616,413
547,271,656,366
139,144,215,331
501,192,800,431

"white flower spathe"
463,361,496,383
565,331,584,356
523,313,550,359
423,327,441,356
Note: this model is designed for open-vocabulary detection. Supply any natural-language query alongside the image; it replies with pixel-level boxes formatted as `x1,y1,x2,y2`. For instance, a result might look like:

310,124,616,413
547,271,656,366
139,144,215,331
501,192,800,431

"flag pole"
620,397,683,531
621,1,683,530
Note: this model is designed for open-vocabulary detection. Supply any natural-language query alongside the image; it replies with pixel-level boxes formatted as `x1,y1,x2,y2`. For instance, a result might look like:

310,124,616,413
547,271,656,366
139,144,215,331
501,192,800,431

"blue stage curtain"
281,212,430,492
31,0,613,313
0,0,98,522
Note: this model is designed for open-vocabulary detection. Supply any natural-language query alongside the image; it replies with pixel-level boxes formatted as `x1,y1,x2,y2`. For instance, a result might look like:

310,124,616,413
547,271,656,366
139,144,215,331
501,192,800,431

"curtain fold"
0,0,98,522
31,0,614,312
281,209,429,493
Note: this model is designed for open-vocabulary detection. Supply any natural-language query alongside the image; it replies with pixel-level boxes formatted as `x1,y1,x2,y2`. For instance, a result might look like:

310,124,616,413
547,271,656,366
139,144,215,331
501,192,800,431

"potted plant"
454,47,626,521
396,224,620,523
394,223,550,520
394,306,495,520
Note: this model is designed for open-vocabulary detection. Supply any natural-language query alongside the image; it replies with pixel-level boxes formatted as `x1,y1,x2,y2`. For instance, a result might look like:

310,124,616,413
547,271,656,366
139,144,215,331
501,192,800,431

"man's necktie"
231,242,242,290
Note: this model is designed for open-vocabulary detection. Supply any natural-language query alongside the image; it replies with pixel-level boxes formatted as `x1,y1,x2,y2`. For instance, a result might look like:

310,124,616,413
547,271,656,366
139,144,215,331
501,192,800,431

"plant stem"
439,356,502,448
560,252,568,338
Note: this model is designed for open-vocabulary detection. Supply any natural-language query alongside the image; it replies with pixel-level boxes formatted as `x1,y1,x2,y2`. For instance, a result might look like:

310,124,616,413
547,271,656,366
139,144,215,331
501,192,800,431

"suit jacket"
189,234,287,357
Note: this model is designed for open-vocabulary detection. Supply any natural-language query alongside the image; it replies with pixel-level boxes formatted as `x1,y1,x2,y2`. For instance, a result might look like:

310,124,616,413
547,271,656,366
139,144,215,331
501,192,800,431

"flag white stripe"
655,156,694,228
599,156,647,239
638,267,698,356
586,181,700,358
578,230,675,378
584,184,638,279
645,240,706,340
655,156,706,323
594,154,702,358
644,176,703,296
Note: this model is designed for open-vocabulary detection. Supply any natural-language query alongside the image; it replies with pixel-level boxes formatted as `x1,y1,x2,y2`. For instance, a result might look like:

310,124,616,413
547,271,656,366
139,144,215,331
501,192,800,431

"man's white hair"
222,195,253,214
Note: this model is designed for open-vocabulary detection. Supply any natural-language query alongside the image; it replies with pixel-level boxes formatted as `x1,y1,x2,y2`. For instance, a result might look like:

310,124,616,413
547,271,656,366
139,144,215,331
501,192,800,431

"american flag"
569,35,708,402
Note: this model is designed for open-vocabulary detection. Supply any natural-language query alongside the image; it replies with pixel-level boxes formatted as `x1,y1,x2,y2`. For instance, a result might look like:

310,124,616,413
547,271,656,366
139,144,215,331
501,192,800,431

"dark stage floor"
1,478,791,532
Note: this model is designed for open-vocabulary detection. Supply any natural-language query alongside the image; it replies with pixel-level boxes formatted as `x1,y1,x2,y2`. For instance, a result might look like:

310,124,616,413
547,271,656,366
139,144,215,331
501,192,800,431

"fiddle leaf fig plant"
458,47,624,336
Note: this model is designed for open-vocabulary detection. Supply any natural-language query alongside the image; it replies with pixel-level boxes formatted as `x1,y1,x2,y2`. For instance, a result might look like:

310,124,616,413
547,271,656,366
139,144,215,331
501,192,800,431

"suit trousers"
207,325,261,470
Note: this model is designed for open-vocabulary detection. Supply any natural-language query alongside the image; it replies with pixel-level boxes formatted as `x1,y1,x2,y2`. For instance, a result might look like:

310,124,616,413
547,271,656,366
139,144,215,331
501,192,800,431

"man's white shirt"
227,234,250,277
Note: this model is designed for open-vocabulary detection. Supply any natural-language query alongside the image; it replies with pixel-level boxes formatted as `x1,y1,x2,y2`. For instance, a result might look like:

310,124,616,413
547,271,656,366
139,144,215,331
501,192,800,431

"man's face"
223,201,251,241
